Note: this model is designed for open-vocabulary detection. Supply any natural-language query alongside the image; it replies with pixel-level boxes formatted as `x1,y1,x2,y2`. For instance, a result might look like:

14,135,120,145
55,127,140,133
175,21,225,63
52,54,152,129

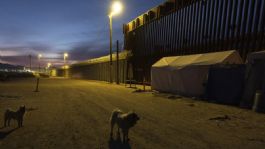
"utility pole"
38,54,42,73
29,55,32,70
108,1,123,83
109,15,113,83
116,40,119,84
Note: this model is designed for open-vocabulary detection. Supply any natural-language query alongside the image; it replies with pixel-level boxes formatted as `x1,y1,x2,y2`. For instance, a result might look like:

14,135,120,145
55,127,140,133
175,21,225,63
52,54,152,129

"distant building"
0,63,24,72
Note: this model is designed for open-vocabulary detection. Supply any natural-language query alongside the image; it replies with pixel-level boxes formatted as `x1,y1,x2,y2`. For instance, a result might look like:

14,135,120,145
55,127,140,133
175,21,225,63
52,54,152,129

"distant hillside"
0,63,24,70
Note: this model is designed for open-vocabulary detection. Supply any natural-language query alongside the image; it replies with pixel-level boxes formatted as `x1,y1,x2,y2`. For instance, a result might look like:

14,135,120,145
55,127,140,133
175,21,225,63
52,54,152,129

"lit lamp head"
110,1,123,17
64,53,68,59
47,63,51,68
38,54,42,59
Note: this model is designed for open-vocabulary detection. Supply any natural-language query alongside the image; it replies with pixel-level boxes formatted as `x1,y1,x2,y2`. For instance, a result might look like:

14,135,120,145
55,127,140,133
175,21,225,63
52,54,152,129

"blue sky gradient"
0,0,164,66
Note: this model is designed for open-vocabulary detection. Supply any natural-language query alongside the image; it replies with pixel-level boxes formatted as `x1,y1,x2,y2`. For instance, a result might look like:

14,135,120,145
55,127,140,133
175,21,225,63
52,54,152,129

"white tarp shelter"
241,50,265,109
151,50,243,96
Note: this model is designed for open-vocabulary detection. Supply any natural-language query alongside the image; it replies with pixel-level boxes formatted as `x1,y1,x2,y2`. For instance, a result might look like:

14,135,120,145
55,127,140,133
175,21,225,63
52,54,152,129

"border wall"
124,0,265,82
53,51,130,83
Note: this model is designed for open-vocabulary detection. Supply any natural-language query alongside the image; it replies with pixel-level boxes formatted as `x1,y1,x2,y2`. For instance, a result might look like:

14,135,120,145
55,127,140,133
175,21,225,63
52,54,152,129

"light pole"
64,53,68,68
63,53,68,78
29,55,32,71
46,62,51,74
47,63,51,69
38,54,42,72
109,1,123,83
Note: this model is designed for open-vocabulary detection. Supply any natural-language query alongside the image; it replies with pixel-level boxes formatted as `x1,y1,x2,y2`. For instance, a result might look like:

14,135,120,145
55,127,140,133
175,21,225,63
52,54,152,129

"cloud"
0,0,164,67
0,55,32,66
0,42,61,67
0,55,66,68
0,25,124,66
67,41,109,61
0,42,53,56
0,3,123,66
63,26,120,62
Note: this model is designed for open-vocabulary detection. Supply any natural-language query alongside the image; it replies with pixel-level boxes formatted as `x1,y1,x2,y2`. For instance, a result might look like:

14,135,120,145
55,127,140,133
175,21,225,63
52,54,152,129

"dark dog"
110,109,140,142
4,105,26,127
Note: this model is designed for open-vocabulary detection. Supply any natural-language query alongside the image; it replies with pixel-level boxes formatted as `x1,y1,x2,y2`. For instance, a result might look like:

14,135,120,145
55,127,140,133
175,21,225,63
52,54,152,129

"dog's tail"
110,109,122,137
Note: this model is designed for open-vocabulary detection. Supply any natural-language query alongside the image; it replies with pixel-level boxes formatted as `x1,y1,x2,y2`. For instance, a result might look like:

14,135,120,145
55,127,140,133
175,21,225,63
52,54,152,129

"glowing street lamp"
63,53,68,68
64,53,68,61
47,62,51,68
46,62,52,74
63,53,69,78
38,54,42,59
109,1,123,83
64,53,68,63
110,1,123,17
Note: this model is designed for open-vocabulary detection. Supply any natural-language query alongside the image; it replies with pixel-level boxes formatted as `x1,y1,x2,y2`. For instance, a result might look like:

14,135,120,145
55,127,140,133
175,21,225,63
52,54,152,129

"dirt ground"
0,78,265,149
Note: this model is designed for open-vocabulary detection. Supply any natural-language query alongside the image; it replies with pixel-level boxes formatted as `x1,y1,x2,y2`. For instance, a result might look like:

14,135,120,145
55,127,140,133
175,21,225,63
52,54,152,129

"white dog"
110,109,140,142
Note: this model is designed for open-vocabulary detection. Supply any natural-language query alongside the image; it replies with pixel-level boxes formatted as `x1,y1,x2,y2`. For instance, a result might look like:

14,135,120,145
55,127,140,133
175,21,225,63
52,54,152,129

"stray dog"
110,109,140,142
4,105,26,127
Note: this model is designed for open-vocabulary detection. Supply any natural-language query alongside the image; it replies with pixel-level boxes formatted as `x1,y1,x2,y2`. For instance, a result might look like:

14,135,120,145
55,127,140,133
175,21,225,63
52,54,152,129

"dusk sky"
0,0,164,67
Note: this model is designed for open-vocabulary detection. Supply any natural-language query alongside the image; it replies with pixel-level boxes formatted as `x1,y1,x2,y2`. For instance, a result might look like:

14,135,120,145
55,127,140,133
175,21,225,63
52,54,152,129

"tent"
151,50,243,97
206,65,245,105
241,51,265,112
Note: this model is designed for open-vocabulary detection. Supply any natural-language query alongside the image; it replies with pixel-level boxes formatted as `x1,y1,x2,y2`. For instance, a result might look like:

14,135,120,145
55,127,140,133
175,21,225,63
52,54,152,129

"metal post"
116,40,119,84
64,56,66,78
38,54,42,73
34,78,40,92
109,15,113,83
38,59,40,72
29,55,32,70
143,77,146,91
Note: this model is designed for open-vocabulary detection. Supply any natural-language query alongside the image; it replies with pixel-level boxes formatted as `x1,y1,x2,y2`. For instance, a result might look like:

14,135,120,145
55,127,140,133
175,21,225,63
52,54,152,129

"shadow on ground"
0,94,21,100
108,135,131,149
0,127,18,140
26,107,38,112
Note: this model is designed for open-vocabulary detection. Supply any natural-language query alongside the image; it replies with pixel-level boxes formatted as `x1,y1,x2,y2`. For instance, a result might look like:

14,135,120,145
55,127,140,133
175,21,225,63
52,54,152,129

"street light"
64,53,68,68
63,53,69,78
109,1,123,83
47,62,51,68
110,1,123,16
64,53,68,60
38,54,42,72
46,62,52,74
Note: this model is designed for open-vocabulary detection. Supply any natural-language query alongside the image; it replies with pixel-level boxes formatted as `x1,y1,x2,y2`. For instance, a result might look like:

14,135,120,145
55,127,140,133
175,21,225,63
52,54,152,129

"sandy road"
0,78,265,149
